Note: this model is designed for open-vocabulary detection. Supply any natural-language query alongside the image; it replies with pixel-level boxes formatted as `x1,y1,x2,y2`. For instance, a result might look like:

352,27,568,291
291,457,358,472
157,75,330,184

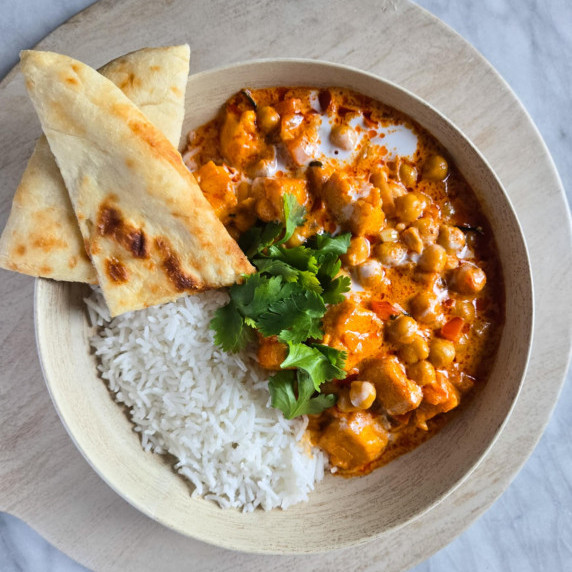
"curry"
184,87,504,476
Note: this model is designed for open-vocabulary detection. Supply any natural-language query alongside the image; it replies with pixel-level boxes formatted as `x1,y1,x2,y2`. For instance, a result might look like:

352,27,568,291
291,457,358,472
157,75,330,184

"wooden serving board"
0,1,570,570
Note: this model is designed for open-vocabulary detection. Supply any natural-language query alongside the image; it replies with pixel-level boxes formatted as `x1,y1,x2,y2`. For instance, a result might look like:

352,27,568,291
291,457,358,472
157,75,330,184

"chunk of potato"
196,161,237,222
220,109,262,169
415,372,460,429
322,298,383,370
322,172,384,236
257,336,288,370
318,411,388,470
251,177,309,222
360,355,423,416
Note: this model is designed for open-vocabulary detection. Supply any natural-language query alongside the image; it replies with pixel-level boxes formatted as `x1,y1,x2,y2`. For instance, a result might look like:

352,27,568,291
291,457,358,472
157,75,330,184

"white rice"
86,288,327,511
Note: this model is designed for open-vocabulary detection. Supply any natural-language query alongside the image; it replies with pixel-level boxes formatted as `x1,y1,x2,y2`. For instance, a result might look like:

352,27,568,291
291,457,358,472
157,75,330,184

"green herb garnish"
211,194,351,418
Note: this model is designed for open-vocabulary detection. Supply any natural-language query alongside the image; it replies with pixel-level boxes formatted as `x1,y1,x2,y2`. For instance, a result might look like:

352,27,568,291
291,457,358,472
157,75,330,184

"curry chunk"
322,298,383,370
196,161,237,222
360,355,423,416
422,371,460,407
321,172,385,236
416,372,460,429
220,109,263,169
318,411,388,470
251,177,310,222
257,336,288,370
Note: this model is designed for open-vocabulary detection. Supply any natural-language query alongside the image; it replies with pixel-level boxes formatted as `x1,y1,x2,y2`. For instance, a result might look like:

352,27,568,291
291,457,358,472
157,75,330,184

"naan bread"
20,50,254,316
0,45,191,282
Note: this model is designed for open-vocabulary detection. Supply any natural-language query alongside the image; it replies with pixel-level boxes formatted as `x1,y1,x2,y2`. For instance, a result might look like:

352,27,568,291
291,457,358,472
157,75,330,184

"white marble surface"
0,0,570,570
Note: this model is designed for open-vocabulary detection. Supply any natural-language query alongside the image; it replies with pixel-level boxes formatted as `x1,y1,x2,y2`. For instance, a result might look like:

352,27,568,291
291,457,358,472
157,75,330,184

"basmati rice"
87,288,327,511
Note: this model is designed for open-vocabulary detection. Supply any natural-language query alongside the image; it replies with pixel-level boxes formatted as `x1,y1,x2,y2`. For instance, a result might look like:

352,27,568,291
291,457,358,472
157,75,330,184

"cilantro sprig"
210,194,351,418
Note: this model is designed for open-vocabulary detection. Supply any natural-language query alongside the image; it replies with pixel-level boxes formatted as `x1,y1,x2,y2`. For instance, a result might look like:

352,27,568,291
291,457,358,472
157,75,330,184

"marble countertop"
0,0,570,570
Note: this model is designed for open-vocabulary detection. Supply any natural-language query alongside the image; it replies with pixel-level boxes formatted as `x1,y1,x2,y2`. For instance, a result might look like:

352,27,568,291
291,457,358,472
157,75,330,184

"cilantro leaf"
281,342,346,390
266,245,319,273
268,370,337,419
311,343,347,372
256,290,326,339
275,193,306,246
254,258,322,293
253,258,299,282
322,274,351,305
239,222,282,257
277,315,323,344
230,274,290,320
317,256,342,281
306,232,351,262
210,301,253,352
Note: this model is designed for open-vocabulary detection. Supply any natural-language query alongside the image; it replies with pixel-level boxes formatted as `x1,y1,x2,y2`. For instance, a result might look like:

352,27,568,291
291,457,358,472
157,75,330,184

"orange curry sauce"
183,87,504,477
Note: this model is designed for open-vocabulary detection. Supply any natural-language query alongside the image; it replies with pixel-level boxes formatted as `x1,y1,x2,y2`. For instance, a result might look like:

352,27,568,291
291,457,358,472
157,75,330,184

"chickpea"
418,244,447,273
380,228,399,243
401,226,424,253
409,291,441,323
438,225,466,253
387,315,418,344
445,254,460,271
374,242,407,267
429,338,456,368
407,360,436,386
413,217,439,244
330,123,358,151
398,163,418,188
423,154,449,181
453,299,476,323
395,192,427,223
451,263,487,294
257,105,280,134
356,260,386,289
342,236,370,266
349,381,377,410
399,336,430,364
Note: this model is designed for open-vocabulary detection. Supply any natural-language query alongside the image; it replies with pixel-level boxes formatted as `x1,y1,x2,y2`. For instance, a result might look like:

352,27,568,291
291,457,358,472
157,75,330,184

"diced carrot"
440,317,465,342
370,300,399,321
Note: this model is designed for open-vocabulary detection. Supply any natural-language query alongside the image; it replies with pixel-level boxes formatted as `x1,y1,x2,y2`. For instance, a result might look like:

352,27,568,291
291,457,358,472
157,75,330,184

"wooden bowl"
35,60,533,554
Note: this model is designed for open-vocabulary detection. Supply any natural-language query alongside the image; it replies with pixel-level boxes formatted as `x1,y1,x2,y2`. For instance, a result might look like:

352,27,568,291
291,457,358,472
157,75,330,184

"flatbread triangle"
0,45,191,283
20,50,254,316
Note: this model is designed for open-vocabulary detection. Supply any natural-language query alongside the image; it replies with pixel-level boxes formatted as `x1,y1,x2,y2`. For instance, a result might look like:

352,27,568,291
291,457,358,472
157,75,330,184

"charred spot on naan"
96,202,149,259
105,257,128,284
155,237,202,292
